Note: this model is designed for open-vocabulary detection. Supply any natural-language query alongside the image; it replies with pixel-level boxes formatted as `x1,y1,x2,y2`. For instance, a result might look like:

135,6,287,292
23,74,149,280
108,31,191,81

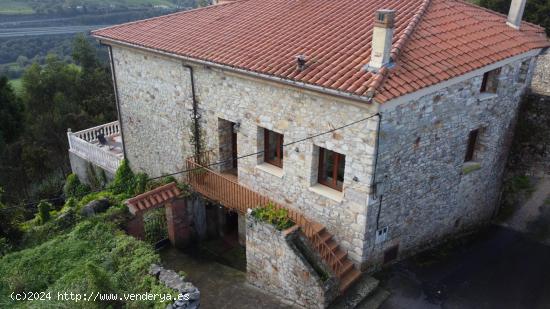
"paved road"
379,225,550,309
0,25,110,38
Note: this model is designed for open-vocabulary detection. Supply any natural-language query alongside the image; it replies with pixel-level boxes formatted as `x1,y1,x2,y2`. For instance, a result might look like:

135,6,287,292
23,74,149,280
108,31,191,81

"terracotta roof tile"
126,182,181,214
92,0,549,103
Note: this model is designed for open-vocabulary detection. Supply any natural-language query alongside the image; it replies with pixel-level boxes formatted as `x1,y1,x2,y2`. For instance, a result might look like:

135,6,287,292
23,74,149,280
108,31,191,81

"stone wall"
69,152,114,185
111,47,195,178
532,49,550,95
110,44,379,266
507,94,550,177
365,56,537,267
246,215,338,308
109,43,540,271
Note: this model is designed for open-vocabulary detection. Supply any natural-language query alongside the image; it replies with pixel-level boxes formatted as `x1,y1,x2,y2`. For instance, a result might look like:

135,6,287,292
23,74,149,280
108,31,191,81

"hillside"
0,0,179,15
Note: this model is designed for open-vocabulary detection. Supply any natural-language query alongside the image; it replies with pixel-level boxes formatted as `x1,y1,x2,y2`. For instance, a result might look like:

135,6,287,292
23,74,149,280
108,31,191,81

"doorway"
218,118,238,177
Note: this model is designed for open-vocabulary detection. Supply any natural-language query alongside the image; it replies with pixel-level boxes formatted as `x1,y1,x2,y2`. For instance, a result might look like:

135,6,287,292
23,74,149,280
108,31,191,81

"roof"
126,182,181,214
92,0,549,103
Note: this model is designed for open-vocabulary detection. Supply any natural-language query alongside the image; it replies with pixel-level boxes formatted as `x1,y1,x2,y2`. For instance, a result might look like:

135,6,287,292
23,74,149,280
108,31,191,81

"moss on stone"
462,162,481,175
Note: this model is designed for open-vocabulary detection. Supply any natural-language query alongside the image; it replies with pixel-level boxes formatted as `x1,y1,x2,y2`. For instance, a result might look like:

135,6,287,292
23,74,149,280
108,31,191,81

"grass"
8,78,23,95
0,1,34,14
0,219,176,308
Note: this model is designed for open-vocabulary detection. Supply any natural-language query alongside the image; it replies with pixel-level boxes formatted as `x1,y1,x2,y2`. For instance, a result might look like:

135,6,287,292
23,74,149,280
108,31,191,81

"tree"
72,34,98,72
0,36,116,205
478,0,550,35
0,77,24,144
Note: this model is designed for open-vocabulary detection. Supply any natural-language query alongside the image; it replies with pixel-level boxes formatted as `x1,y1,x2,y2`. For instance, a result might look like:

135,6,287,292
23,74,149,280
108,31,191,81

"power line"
1,112,380,211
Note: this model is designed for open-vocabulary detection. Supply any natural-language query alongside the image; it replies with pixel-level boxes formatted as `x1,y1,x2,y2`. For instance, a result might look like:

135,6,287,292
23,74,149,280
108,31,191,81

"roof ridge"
91,1,242,36
366,0,432,99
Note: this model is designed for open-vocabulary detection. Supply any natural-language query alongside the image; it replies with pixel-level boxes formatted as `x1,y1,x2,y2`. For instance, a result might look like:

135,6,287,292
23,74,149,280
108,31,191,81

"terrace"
67,121,124,174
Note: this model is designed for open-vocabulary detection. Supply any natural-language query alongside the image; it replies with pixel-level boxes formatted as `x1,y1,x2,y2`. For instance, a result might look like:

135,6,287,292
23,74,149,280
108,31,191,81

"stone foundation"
246,214,338,308
69,152,114,186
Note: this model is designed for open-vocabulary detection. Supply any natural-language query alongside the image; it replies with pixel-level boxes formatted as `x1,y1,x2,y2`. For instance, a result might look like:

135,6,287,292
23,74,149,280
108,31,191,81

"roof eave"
94,35,375,106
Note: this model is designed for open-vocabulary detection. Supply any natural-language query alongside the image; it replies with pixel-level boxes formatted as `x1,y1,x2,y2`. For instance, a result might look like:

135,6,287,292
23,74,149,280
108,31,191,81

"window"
264,129,284,168
518,60,530,83
480,68,501,93
464,129,479,162
318,148,346,191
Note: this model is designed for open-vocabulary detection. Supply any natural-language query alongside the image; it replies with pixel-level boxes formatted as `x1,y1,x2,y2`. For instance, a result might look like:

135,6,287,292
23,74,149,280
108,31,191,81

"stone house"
67,0,548,302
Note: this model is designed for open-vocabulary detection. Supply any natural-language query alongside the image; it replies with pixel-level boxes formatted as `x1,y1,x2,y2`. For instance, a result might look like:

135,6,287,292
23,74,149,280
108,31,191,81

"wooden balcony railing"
185,153,345,277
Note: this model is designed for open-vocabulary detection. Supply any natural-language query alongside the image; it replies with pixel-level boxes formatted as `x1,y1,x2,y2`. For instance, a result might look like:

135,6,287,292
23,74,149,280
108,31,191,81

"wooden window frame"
318,148,345,191
464,129,479,162
264,129,284,168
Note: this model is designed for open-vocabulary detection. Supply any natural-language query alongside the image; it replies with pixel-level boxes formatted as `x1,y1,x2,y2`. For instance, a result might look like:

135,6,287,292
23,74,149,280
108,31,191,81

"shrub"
37,201,52,224
0,238,11,256
109,159,135,195
63,197,77,210
252,202,294,230
63,173,91,199
0,221,169,308
134,172,149,195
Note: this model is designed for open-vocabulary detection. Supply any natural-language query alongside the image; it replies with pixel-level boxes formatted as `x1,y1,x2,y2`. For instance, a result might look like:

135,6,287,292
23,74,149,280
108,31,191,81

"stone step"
339,268,362,293
333,248,348,264
330,275,380,309
318,229,333,243
326,239,339,251
337,259,355,277
356,288,391,309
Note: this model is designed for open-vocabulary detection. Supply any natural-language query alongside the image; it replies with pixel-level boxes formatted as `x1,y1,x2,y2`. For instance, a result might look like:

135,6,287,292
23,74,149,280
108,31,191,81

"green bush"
0,238,11,257
37,201,52,224
63,173,91,199
252,202,294,231
110,159,136,195
134,172,149,195
63,197,77,210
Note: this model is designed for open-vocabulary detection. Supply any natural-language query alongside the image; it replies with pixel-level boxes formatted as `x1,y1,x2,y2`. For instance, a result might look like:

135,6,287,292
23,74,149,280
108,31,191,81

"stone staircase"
186,152,363,293
311,225,362,293
330,275,390,309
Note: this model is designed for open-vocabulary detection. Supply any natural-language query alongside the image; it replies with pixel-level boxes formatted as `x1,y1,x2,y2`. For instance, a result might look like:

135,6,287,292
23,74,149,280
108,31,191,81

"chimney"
506,0,527,29
368,9,395,71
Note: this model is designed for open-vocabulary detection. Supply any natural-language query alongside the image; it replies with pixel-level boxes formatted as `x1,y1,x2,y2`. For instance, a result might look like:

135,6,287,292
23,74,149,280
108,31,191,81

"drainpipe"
370,113,382,196
371,113,385,231
182,64,201,159
105,44,127,159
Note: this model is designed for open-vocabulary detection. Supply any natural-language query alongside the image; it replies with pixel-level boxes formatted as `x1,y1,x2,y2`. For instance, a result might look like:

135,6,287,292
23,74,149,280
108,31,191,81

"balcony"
67,121,124,174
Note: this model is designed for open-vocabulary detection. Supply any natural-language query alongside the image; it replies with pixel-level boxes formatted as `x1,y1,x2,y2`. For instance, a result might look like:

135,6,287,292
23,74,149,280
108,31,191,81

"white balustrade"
67,121,123,173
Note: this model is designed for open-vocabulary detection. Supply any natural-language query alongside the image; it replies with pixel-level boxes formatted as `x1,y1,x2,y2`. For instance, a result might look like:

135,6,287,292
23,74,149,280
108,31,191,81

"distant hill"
0,0,189,15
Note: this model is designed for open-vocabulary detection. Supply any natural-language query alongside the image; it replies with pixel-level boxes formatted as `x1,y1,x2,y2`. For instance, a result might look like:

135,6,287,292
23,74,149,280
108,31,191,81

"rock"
56,209,75,228
80,198,110,217
186,290,200,301
149,264,163,278
187,300,200,309
150,263,200,309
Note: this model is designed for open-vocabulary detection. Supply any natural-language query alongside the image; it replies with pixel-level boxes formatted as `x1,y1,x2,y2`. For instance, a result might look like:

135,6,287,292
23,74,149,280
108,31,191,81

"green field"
8,78,23,95
0,0,176,15
0,1,34,14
